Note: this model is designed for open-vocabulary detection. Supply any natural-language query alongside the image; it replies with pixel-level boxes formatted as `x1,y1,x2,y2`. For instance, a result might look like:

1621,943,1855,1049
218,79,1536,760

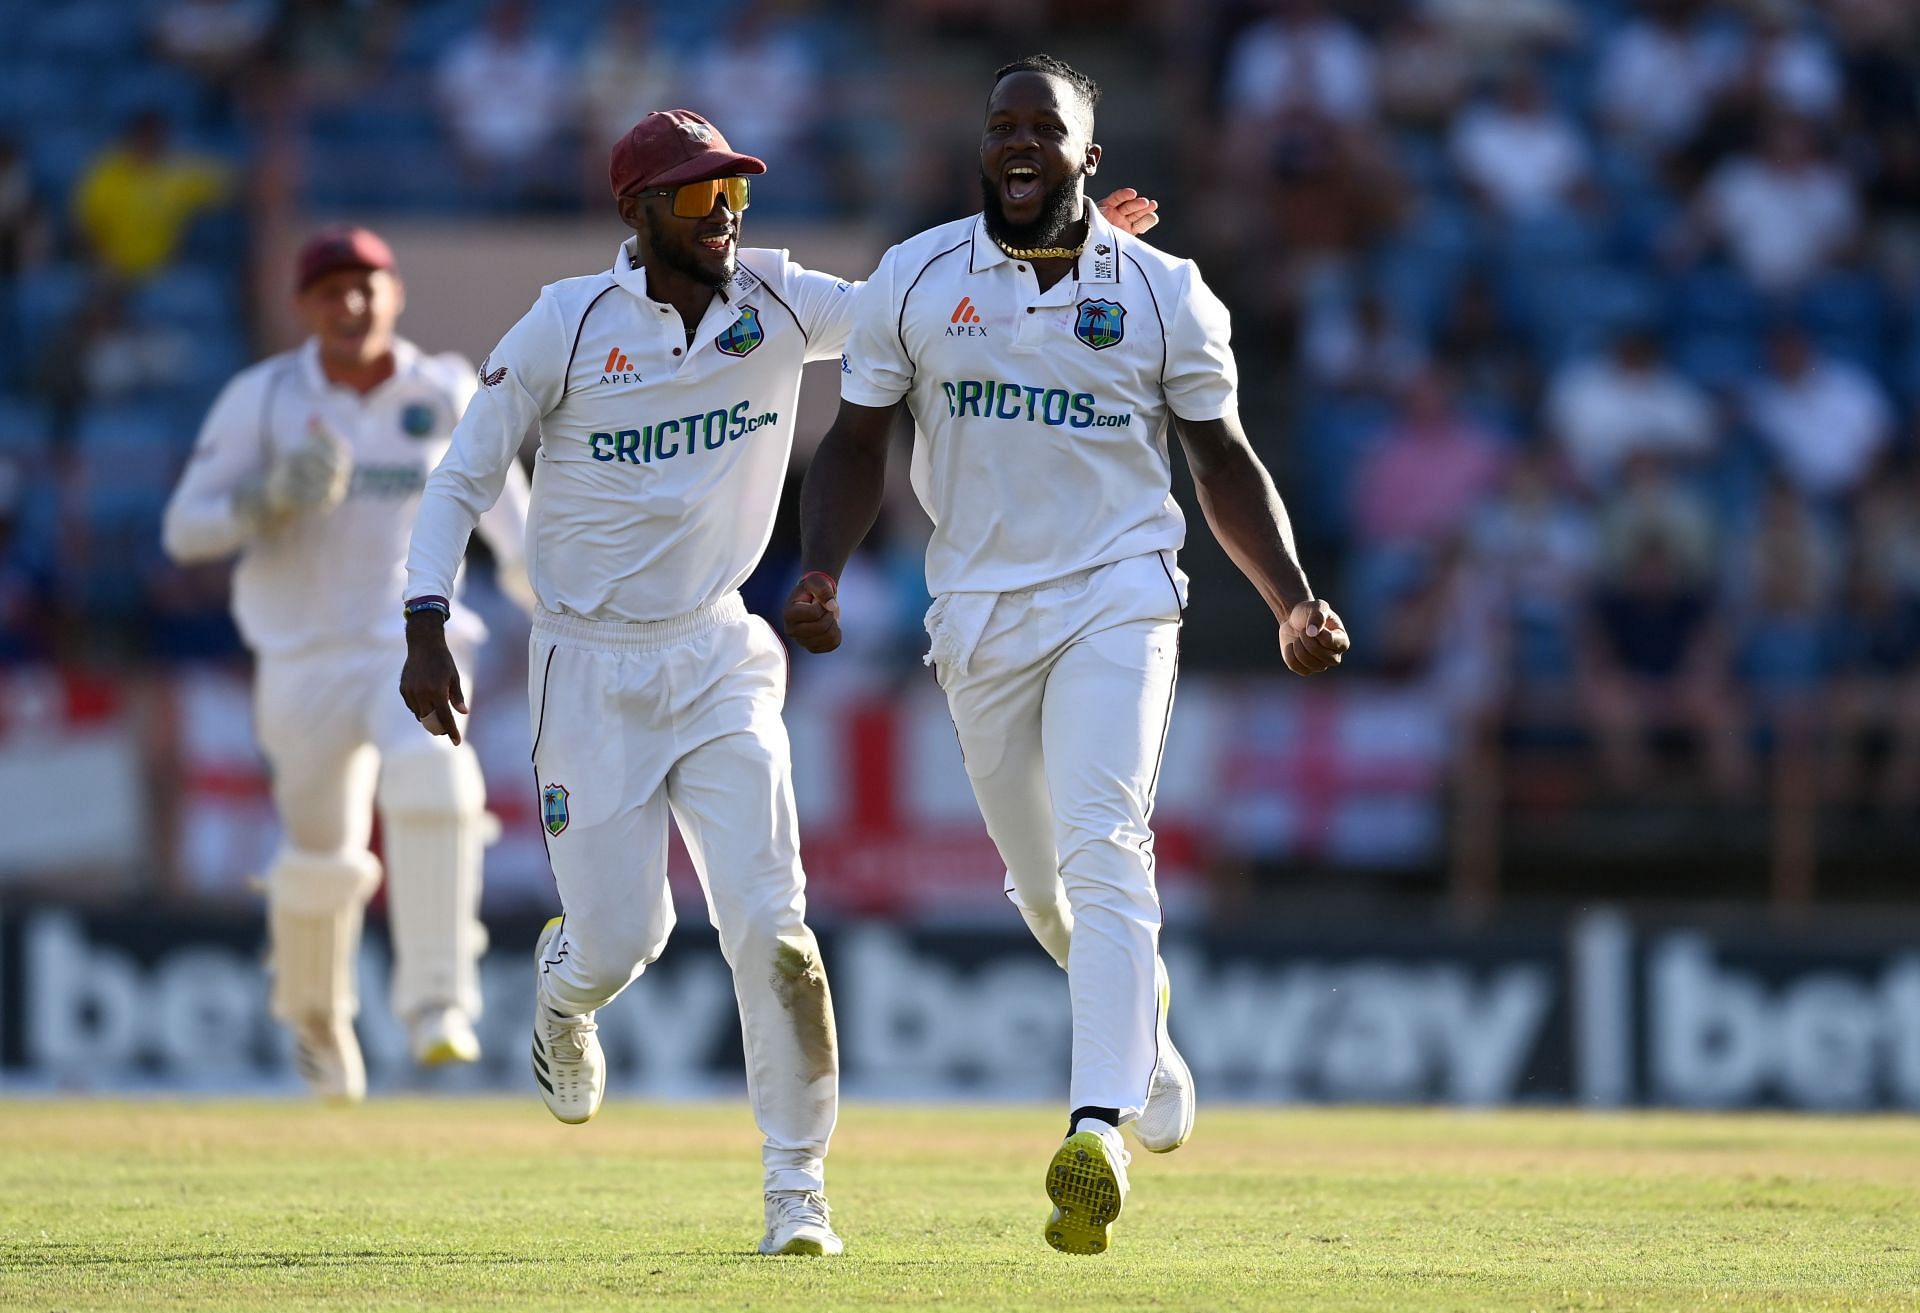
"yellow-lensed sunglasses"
639,176,752,218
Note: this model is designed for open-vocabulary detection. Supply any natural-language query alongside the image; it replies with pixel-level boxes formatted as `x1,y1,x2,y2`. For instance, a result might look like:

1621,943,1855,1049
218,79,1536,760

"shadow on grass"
1,1243,1049,1272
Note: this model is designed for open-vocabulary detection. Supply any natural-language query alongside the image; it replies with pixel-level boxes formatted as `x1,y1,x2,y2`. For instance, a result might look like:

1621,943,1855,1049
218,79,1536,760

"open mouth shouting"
1003,161,1043,207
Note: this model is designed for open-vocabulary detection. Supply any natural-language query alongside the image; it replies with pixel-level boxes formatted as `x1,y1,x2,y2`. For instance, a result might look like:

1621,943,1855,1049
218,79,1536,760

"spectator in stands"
1581,464,1748,797
1745,323,1893,502
0,136,49,280
271,0,402,100
1725,475,1841,708
1223,0,1377,130
1424,0,1581,71
1351,369,1508,548
688,5,831,198
1450,66,1594,220
434,0,573,204
1677,113,1860,293
1863,121,1920,296
1376,10,1471,133
1596,0,1741,158
72,111,232,282
1853,457,1920,593
1254,111,1407,305
0,459,53,664
1828,533,1920,811
1718,0,1842,123
1303,288,1427,399
37,284,194,451
1469,444,1599,695
580,4,679,165
1682,2,1843,174
1597,451,1718,586
152,0,276,98
1547,325,1718,489
1371,535,1502,714
1830,0,1919,128
1435,270,1539,418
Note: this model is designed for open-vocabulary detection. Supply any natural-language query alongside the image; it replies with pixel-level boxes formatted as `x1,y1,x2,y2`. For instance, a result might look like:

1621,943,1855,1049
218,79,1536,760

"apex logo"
946,296,987,337
599,346,641,385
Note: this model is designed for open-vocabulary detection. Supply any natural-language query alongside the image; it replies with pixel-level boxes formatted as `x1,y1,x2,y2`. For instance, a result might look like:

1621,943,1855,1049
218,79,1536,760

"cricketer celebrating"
399,108,1162,1257
163,227,531,1102
783,56,1351,1256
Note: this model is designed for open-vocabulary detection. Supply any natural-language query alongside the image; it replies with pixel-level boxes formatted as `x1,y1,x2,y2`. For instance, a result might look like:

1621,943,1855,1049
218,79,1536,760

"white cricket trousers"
529,595,836,1194
929,551,1183,1120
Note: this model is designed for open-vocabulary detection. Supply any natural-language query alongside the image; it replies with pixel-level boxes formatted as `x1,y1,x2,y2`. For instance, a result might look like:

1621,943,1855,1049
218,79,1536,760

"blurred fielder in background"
786,54,1349,1255
400,106,1161,1255
163,228,532,1102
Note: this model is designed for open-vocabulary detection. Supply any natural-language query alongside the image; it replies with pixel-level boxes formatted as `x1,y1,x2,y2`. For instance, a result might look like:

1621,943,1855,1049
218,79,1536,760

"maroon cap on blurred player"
608,110,767,199
295,226,396,292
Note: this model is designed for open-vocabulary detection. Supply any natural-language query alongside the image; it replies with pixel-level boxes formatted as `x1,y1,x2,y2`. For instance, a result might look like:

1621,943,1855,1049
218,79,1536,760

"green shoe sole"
1043,1132,1125,1254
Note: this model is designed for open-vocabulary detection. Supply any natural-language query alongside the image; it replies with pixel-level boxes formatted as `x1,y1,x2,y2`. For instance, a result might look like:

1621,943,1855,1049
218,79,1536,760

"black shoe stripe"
531,1043,549,1076
533,1065,554,1094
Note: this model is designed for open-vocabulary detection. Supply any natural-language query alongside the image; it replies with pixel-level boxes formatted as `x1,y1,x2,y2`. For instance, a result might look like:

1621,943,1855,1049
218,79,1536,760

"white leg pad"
377,744,488,1020
267,848,382,1023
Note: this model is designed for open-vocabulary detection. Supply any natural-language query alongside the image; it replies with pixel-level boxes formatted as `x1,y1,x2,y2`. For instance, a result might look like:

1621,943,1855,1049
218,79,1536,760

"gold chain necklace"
993,234,1087,261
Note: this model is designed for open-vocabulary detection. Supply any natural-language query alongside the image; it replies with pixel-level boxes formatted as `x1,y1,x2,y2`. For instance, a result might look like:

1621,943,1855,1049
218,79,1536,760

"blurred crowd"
1,0,1919,827
1196,0,1920,814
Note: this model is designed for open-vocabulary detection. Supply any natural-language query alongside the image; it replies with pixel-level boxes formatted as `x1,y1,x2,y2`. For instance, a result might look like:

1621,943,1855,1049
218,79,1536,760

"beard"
639,207,733,288
979,169,1085,250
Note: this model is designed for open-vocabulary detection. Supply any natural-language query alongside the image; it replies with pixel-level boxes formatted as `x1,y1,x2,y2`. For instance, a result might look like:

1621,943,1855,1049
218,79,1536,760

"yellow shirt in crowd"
73,147,232,279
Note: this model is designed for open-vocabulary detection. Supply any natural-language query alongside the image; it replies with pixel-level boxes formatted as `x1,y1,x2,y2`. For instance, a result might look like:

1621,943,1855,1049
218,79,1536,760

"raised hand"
1095,187,1160,236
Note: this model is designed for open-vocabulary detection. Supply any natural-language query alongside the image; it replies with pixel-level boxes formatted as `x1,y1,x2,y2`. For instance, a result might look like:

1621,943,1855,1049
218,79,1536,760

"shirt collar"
966,199,1124,285
612,236,760,304
299,336,420,395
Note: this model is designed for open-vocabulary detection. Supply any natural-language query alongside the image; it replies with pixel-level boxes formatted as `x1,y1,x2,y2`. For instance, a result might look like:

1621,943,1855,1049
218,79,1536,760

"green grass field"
2,1100,1916,1312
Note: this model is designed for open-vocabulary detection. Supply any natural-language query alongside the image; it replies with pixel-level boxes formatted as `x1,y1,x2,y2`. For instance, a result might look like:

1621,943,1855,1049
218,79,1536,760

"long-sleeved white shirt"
405,239,857,623
163,336,530,655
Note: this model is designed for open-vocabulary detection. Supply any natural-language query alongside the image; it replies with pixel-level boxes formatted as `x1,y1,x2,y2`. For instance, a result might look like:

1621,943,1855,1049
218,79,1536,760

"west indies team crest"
715,306,764,358
541,783,570,836
399,401,438,438
1075,299,1125,351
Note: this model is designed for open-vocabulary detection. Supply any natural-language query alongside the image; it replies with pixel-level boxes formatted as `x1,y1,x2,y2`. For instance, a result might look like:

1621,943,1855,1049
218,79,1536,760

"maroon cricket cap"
608,110,766,199
295,226,396,291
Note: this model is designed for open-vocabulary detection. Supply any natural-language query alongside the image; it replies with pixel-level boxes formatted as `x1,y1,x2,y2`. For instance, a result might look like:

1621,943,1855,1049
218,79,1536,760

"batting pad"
267,848,382,1022
377,745,490,1020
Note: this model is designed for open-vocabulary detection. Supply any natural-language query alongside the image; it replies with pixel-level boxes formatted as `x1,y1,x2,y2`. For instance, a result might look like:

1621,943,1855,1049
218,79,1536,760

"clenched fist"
1280,598,1350,675
783,571,842,654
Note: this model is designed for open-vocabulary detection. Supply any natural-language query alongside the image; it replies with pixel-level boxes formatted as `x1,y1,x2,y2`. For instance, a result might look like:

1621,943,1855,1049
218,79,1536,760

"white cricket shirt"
162,337,530,655
841,202,1238,596
406,239,857,623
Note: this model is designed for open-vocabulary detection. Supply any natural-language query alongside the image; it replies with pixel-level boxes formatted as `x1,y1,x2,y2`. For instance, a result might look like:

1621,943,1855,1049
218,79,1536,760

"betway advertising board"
2,907,1916,1110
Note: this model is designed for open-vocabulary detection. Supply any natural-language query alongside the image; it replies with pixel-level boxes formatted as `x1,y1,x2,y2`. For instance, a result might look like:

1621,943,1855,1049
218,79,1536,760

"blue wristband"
404,596,451,620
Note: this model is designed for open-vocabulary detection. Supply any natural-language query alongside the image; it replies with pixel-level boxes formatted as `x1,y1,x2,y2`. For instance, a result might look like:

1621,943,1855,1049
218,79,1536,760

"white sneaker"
1044,1121,1130,1254
1134,956,1195,1153
531,917,605,1124
758,1190,843,1256
409,1005,481,1067
291,1015,365,1105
